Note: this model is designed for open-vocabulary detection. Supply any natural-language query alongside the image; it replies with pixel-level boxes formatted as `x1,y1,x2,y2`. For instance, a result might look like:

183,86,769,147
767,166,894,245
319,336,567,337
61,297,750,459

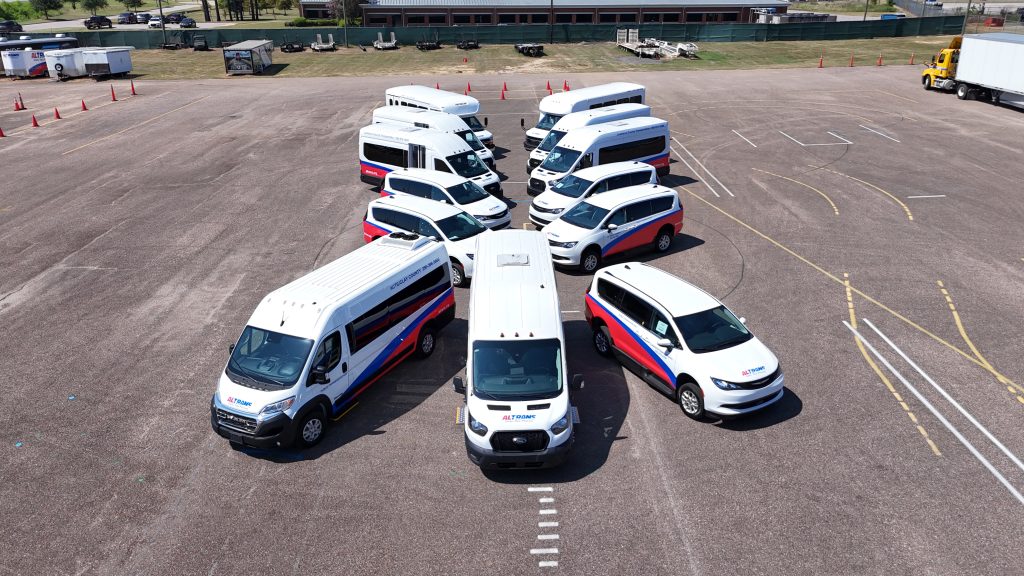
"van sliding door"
409,145,426,169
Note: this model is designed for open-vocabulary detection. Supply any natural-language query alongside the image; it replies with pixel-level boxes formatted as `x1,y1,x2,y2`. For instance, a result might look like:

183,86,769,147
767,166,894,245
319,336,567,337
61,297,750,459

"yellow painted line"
683,189,1022,396
0,206,11,213
907,411,918,424
752,167,839,216
62,95,209,155
809,165,913,221
1018,396,1024,406
936,280,994,371
332,402,359,422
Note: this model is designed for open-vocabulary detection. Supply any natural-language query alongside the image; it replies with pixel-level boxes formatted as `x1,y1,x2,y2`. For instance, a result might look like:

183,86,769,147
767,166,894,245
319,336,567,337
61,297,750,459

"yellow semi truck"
922,33,1024,105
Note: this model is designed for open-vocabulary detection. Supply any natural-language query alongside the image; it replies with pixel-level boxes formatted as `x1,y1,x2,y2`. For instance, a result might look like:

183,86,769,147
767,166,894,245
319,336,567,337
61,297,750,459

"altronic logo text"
741,366,766,377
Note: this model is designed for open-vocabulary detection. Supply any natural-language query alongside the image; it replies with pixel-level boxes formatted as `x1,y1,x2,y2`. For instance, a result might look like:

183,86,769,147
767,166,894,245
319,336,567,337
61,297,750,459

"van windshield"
535,113,562,131
560,201,609,230
436,212,487,242
550,174,594,198
447,151,490,178
675,306,754,353
446,180,491,204
457,129,486,152
538,130,567,152
226,326,313,389
472,339,563,401
540,147,580,173
463,115,485,132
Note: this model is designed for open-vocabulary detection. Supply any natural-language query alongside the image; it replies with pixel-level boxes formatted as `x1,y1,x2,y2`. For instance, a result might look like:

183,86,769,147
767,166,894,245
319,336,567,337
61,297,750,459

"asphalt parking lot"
2,65,1024,575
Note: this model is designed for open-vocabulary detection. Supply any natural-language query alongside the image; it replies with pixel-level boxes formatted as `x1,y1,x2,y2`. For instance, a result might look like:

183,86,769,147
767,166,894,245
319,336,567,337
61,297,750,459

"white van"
372,106,496,170
381,168,511,230
359,124,503,197
527,103,650,172
523,82,645,150
528,117,670,196
454,230,583,469
385,85,494,149
528,161,658,228
211,234,455,449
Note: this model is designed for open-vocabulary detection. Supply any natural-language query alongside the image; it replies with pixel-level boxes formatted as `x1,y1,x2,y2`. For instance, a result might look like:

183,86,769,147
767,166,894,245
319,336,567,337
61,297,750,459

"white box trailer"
82,47,134,78
1,49,47,78
44,48,87,80
955,33,1024,102
223,40,273,75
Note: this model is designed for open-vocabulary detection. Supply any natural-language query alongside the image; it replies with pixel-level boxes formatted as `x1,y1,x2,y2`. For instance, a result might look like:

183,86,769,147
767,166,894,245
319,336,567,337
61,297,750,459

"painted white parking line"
561,310,580,314
539,561,559,567
778,130,852,147
907,195,946,199
539,497,554,503
528,487,554,492
827,131,853,145
538,521,559,528
732,129,757,148
859,124,901,143
530,548,559,554
845,320,1024,506
539,509,558,515
669,147,719,198
671,137,735,197
538,534,560,540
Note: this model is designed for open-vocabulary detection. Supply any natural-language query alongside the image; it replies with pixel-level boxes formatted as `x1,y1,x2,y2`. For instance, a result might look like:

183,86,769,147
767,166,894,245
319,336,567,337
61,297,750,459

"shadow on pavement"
715,386,802,431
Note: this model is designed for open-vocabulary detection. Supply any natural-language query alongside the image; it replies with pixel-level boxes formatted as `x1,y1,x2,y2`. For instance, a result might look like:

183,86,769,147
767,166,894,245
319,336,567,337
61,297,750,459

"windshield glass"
436,212,487,242
457,129,486,151
447,151,490,178
540,147,581,173
675,306,754,353
463,115,485,132
550,174,594,199
538,130,567,152
446,180,490,204
560,201,608,230
535,113,562,131
226,326,313,388
472,339,563,401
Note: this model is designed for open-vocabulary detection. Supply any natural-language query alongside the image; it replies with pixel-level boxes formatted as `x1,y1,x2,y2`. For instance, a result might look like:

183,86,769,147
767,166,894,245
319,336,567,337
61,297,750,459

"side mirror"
656,338,674,350
453,376,466,394
520,118,525,130
606,223,618,231
571,374,584,390
308,370,329,385
228,343,235,354
739,317,747,325
484,117,488,127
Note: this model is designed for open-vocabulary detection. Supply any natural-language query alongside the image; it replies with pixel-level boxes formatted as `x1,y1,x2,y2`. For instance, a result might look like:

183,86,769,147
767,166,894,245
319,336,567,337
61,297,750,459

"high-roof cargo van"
385,85,494,149
523,82,645,150
527,103,650,171
372,106,496,170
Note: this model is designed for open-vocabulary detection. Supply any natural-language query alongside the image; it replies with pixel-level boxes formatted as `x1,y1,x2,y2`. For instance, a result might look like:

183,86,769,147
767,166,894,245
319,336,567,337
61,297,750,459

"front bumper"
476,210,512,230
548,244,581,267
210,396,297,449
705,374,785,417
465,432,573,469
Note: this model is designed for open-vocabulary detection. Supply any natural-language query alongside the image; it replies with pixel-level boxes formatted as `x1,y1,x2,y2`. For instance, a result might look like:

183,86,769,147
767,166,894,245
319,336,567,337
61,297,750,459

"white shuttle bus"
526,103,650,172
454,230,583,469
372,106,496,169
528,117,670,196
385,85,494,149
523,82,645,150
359,124,503,197
211,234,455,449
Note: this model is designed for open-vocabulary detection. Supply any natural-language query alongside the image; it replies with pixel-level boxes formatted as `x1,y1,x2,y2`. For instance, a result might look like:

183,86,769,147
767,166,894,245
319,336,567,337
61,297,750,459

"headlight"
711,378,742,391
550,240,578,249
550,412,569,435
468,411,488,436
259,396,295,416
550,207,564,214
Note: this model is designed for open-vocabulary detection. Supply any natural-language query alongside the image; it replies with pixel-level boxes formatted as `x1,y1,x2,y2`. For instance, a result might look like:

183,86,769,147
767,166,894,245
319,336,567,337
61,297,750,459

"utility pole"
157,0,167,46
549,0,554,44
342,0,349,48
961,0,972,34
862,0,869,21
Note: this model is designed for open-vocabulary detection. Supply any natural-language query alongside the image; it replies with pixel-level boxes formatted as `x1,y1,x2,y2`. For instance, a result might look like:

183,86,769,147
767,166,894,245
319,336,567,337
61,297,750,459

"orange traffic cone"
818,53,824,68
548,88,553,96
564,83,569,91
53,107,61,120
466,82,471,93
849,52,855,67
876,53,883,67
111,85,117,101
502,81,507,91
546,80,551,90
31,114,40,128
500,90,506,100
463,57,467,63
435,82,440,89
464,89,468,95
14,98,21,111
0,126,5,137
81,99,88,111
909,52,915,65
131,80,137,95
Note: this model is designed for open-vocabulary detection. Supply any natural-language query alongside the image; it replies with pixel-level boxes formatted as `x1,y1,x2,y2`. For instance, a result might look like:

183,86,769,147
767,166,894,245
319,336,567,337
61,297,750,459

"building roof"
361,0,788,7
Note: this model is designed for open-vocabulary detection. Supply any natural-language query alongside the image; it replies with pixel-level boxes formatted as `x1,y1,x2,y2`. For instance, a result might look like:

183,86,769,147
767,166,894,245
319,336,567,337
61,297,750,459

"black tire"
296,407,326,448
922,75,932,91
415,325,437,359
956,83,970,100
580,247,601,274
450,261,466,287
677,382,705,420
592,325,613,357
653,226,673,254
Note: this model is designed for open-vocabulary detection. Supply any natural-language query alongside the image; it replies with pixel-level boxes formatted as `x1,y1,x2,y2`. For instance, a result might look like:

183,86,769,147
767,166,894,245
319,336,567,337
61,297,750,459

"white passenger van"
381,168,511,230
372,106,496,169
528,161,658,228
523,82,645,150
528,117,670,196
385,85,494,149
211,234,455,449
527,103,650,172
454,230,583,469
359,124,503,197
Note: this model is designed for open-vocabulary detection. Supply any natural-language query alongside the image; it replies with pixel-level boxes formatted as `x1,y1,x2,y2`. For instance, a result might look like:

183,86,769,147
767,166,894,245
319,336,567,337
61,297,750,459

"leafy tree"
68,0,78,10
276,0,292,12
82,0,108,15
30,0,64,19
121,0,142,11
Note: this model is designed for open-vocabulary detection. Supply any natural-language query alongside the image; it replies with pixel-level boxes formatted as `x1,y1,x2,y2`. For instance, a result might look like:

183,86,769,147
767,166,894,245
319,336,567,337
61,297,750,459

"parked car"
84,15,113,29
179,17,197,28
136,13,152,23
166,12,184,23
147,16,165,28
0,20,25,33
117,12,137,24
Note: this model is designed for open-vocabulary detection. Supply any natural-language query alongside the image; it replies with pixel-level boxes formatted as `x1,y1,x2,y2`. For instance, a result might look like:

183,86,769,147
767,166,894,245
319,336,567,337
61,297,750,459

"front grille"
525,136,541,149
528,158,542,170
484,182,502,196
736,367,781,390
490,208,508,220
529,178,545,192
532,202,559,214
491,430,549,452
216,408,258,434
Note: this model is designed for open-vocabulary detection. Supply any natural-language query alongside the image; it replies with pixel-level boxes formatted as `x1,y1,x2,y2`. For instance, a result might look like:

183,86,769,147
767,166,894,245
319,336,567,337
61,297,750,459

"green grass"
128,36,955,80
790,0,899,14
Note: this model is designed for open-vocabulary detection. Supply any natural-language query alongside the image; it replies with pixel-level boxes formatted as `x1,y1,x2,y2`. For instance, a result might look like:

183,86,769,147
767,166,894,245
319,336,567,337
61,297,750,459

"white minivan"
385,85,494,149
527,117,670,196
381,168,511,230
364,194,490,287
585,263,784,420
211,234,455,449
528,161,657,228
372,106,496,170
527,103,650,172
454,230,583,469
359,124,503,197
523,82,645,150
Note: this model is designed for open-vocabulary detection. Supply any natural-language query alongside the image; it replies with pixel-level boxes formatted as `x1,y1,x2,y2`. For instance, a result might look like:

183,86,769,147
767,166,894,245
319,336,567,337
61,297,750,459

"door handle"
341,362,348,373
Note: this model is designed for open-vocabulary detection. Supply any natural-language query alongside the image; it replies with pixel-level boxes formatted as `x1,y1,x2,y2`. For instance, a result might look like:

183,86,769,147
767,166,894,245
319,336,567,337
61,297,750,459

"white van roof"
470,230,561,341
384,85,481,114
601,263,720,318
359,124,472,156
538,82,645,115
549,103,650,133
554,117,668,152
247,235,446,338
586,183,676,211
385,167,468,189
371,194,465,222
570,161,657,182
372,106,472,134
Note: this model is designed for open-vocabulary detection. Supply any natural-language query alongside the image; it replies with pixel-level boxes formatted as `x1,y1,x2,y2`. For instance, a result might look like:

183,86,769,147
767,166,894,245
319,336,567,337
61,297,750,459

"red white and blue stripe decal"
362,220,392,242
586,294,676,388
641,152,671,169
360,160,393,180
602,208,682,256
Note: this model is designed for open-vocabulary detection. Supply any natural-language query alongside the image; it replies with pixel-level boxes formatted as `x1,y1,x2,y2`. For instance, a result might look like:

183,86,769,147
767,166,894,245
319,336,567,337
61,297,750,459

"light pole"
157,0,167,46
862,0,869,21
549,0,554,44
961,0,972,34
342,0,348,48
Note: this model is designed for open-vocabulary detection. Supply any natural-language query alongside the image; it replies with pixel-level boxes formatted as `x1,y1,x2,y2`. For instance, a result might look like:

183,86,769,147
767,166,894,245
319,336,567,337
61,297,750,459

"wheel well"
658,224,673,236
584,244,602,256
301,396,331,420
449,257,463,269
675,374,698,398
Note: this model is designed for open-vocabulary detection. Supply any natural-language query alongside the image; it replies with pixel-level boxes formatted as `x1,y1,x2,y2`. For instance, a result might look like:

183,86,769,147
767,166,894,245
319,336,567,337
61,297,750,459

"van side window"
606,208,627,226
605,173,633,191
629,95,643,104
618,291,654,329
625,200,654,223
629,170,654,186
401,180,430,199
365,142,409,168
429,186,449,202
590,179,610,195
346,266,449,353
599,136,665,164
650,196,675,214
373,207,401,228
347,302,389,353
434,159,453,173
650,311,679,345
311,331,343,372
413,217,440,239
596,278,625,307
390,178,414,194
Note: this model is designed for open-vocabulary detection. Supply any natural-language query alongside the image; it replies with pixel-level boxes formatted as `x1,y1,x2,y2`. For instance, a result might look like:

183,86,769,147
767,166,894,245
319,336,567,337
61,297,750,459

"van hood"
216,371,296,416
467,392,569,431
544,218,586,242
700,338,779,383
464,197,506,217
534,190,574,211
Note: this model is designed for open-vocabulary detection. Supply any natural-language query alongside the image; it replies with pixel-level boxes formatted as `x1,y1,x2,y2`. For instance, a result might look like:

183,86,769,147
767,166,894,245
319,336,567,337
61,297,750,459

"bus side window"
434,159,453,173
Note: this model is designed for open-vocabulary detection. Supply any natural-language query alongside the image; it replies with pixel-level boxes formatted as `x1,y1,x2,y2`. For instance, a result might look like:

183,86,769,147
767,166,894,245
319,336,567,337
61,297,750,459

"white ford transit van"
523,82,645,150
372,106,496,169
527,103,650,172
384,85,494,149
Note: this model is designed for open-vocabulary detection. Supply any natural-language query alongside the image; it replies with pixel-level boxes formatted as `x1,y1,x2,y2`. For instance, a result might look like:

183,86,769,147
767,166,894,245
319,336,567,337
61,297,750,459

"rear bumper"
465,433,572,469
